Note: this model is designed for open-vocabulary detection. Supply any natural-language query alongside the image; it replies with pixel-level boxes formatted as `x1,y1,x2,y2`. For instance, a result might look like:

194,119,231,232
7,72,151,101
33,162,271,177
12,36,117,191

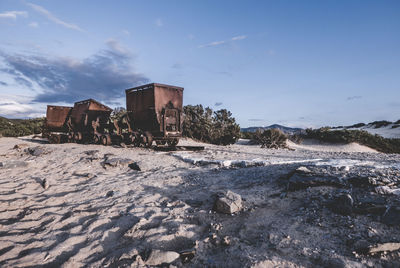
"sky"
0,0,399,128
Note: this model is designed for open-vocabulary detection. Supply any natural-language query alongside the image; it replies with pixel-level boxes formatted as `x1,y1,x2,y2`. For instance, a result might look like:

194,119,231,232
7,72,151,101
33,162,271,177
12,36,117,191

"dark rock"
128,162,141,171
84,150,99,156
41,179,49,189
382,206,400,226
25,146,47,156
288,173,345,191
214,190,242,214
103,158,135,168
348,176,378,187
330,194,353,215
353,239,370,254
106,190,114,197
180,249,195,263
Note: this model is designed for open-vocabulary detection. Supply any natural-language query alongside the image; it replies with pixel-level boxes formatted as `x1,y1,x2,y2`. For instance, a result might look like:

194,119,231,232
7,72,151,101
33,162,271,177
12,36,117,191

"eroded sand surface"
0,137,400,267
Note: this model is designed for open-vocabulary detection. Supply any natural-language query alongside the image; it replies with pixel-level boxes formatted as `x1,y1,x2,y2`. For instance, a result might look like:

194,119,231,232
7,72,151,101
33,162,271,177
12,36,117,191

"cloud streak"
0,40,149,104
27,3,84,32
347,95,362,101
0,11,28,20
198,35,247,48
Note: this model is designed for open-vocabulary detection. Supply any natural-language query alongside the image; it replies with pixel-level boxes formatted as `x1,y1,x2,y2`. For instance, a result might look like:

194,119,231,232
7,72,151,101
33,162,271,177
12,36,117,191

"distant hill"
0,116,44,137
241,124,304,135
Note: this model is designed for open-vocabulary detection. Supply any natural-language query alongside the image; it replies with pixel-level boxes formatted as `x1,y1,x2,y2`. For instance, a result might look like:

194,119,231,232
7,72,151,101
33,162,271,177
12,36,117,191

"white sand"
0,136,399,267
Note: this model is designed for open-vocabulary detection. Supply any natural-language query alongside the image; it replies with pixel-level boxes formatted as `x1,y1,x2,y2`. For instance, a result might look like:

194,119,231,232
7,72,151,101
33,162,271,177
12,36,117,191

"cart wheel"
167,139,179,147
144,133,153,148
101,134,112,146
156,140,166,146
49,134,61,144
93,134,101,144
74,132,82,142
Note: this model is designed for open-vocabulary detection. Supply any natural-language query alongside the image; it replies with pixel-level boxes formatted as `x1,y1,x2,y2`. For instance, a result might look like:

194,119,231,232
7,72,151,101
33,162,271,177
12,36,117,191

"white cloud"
0,11,28,20
231,35,247,41
0,96,44,118
28,21,39,28
155,18,163,27
27,3,84,32
105,38,130,56
122,29,130,36
199,34,247,48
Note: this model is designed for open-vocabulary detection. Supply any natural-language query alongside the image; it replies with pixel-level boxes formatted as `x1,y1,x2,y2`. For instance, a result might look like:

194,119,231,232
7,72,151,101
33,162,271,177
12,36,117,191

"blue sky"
0,0,399,128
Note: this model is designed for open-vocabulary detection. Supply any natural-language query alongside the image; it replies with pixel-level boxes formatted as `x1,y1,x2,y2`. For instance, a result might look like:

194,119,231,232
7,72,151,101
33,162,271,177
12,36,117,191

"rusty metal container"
70,99,112,131
44,105,72,133
125,83,183,142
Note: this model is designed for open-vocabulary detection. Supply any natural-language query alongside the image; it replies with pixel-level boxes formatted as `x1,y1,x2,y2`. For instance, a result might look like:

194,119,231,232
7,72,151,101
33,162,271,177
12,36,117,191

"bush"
370,120,392,128
252,128,288,149
0,117,45,137
305,128,400,154
183,105,240,145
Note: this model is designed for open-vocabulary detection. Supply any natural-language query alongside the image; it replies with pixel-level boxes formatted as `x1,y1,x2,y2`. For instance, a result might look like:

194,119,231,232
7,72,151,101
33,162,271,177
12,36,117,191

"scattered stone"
128,162,141,171
222,236,231,246
72,172,95,178
288,173,344,191
41,179,49,189
145,250,179,266
84,150,99,156
375,186,400,196
382,206,400,226
106,190,114,197
296,166,312,174
180,249,196,263
0,160,29,169
348,176,378,187
330,193,353,215
13,143,28,150
214,190,242,214
25,146,47,156
102,158,135,168
368,242,400,254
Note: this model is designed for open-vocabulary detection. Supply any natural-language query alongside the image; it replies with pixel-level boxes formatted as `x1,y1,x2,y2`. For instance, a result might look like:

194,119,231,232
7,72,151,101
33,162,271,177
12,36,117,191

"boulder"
145,250,179,266
102,158,135,168
288,173,344,191
25,146,47,156
330,194,353,215
128,162,141,171
214,190,242,214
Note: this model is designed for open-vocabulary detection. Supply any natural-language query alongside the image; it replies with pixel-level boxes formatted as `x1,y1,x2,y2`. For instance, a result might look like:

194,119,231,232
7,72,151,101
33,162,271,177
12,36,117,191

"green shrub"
370,120,392,128
305,128,400,154
183,105,240,145
0,117,45,137
252,128,288,149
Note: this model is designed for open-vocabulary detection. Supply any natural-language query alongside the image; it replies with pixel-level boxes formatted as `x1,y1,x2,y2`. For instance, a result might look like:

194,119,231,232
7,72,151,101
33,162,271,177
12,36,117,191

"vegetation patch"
183,105,240,145
0,117,45,137
250,128,288,149
305,128,400,154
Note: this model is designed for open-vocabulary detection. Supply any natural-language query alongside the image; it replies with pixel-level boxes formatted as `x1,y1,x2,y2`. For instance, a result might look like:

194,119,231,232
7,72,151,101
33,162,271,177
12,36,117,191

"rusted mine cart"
69,99,113,145
42,105,73,144
124,83,183,147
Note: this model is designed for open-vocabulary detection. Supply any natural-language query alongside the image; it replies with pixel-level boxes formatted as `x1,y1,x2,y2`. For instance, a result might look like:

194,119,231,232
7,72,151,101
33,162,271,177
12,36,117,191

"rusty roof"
126,83,184,93
74,99,112,111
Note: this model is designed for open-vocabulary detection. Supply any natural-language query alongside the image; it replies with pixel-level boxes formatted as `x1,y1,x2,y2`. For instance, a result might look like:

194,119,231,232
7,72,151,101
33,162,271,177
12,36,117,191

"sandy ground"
0,137,399,267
